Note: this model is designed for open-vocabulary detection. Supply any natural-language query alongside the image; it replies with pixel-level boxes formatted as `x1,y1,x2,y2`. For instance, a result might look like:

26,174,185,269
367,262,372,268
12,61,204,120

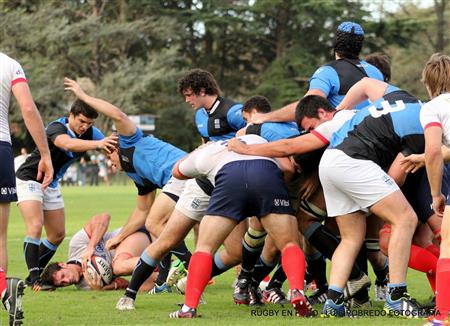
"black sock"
374,259,389,284
24,237,41,283
170,241,192,267
210,253,230,278
251,256,276,286
389,285,407,301
156,253,172,286
306,254,328,290
355,245,368,275
327,287,344,304
267,264,286,290
240,239,264,274
38,239,58,271
125,253,158,300
304,269,314,285
304,223,362,279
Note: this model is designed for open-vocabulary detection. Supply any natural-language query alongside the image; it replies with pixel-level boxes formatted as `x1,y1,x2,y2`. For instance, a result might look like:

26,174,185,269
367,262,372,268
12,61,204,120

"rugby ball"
86,255,113,286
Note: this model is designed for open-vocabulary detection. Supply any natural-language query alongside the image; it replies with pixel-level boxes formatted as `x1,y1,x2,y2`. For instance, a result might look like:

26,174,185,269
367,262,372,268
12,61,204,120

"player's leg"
119,209,196,307
365,214,388,302
211,219,247,277
434,205,450,323
0,203,9,302
41,207,65,271
170,215,237,318
370,190,419,315
18,199,44,287
260,213,311,316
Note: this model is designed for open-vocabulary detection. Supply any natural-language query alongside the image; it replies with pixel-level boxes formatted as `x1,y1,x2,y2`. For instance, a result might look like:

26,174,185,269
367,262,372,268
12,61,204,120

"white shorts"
161,176,186,198
16,179,65,211
175,179,210,222
319,149,399,217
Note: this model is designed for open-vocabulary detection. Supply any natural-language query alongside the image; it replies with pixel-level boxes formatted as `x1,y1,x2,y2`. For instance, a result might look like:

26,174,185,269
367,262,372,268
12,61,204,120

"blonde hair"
422,53,450,98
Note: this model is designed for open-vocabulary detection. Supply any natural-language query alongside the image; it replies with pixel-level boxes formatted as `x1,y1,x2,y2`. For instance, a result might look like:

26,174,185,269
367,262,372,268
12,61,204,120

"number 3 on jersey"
368,100,406,118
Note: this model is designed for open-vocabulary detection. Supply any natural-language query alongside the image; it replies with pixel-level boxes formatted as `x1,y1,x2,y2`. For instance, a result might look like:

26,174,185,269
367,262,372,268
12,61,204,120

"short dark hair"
366,52,391,82
333,22,364,60
41,262,62,287
243,95,272,114
295,95,334,125
70,99,98,119
178,69,221,96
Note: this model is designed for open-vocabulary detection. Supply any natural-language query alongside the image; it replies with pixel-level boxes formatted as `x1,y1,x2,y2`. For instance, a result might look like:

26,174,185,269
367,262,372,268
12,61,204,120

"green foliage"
1,0,448,146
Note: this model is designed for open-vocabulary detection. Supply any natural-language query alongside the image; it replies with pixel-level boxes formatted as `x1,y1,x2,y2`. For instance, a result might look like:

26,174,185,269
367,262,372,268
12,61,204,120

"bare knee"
47,231,65,245
26,220,44,238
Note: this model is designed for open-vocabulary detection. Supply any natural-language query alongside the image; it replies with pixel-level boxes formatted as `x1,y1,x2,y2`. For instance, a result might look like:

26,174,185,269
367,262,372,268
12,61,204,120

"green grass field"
2,185,432,325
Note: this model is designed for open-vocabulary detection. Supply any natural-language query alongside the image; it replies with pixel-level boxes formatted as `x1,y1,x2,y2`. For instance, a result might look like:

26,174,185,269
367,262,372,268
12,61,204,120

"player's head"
178,69,221,109
41,262,81,287
366,52,391,82
69,99,99,136
107,148,122,171
295,95,335,132
333,22,364,60
421,53,450,99
242,95,272,122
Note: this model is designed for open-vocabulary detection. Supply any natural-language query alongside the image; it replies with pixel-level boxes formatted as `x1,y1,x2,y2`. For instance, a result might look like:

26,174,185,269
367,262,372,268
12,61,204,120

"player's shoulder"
423,94,450,111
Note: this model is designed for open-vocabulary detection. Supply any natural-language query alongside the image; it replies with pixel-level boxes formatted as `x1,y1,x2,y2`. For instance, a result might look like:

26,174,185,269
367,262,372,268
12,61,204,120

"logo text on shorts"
0,187,16,195
274,199,290,207
191,198,200,209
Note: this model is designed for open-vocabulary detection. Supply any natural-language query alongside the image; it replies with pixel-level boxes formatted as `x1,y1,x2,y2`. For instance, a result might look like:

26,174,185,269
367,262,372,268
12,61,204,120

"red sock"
185,252,212,309
436,258,450,321
408,245,437,292
281,245,306,291
425,243,440,258
0,268,6,299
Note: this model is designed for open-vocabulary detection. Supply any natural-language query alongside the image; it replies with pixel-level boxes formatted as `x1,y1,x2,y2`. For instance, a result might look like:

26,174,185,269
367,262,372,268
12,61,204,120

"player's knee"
48,231,65,245
27,220,44,236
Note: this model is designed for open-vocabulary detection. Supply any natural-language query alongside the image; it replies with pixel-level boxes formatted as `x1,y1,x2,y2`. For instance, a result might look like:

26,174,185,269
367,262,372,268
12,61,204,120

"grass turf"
2,185,432,325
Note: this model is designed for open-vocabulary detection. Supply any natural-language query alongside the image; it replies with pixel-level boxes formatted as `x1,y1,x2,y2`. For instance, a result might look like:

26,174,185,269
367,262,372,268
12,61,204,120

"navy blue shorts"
402,165,450,223
206,160,295,222
0,142,17,202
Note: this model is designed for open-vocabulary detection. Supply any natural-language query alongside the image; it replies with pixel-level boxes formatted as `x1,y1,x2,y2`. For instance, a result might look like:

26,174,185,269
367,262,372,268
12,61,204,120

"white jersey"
311,109,356,145
178,134,277,185
0,53,27,143
68,227,120,289
420,94,450,146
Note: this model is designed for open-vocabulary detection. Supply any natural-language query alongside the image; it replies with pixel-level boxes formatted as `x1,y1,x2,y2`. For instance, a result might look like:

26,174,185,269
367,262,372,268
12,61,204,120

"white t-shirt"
177,134,277,185
311,110,356,145
420,94,450,146
68,228,120,290
0,52,27,143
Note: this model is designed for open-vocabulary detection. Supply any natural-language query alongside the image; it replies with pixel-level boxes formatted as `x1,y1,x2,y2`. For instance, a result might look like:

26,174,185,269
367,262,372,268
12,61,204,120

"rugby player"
169,134,311,318
418,53,450,326
41,213,155,291
319,77,425,317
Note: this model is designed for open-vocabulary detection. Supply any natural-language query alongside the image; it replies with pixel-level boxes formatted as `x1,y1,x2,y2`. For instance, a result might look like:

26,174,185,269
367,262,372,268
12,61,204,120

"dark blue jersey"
118,128,187,194
245,122,300,142
195,96,246,142
16,117,105,188
330,85,424,169
309,59,384,110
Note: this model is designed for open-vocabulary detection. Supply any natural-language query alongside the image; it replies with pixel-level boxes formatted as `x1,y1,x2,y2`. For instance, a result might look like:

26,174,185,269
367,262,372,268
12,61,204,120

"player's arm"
172,150,201,180
64,77,136,136
12,82,53,189
106,191,155,250
53,133,117,153
387,153,409,186
227,133,325,157
82,213,111,265
424,126,445,215
336,77,388,111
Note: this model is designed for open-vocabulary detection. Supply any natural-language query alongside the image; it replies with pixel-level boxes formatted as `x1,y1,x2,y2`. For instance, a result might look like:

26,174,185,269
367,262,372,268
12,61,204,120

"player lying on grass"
41,213,156,291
